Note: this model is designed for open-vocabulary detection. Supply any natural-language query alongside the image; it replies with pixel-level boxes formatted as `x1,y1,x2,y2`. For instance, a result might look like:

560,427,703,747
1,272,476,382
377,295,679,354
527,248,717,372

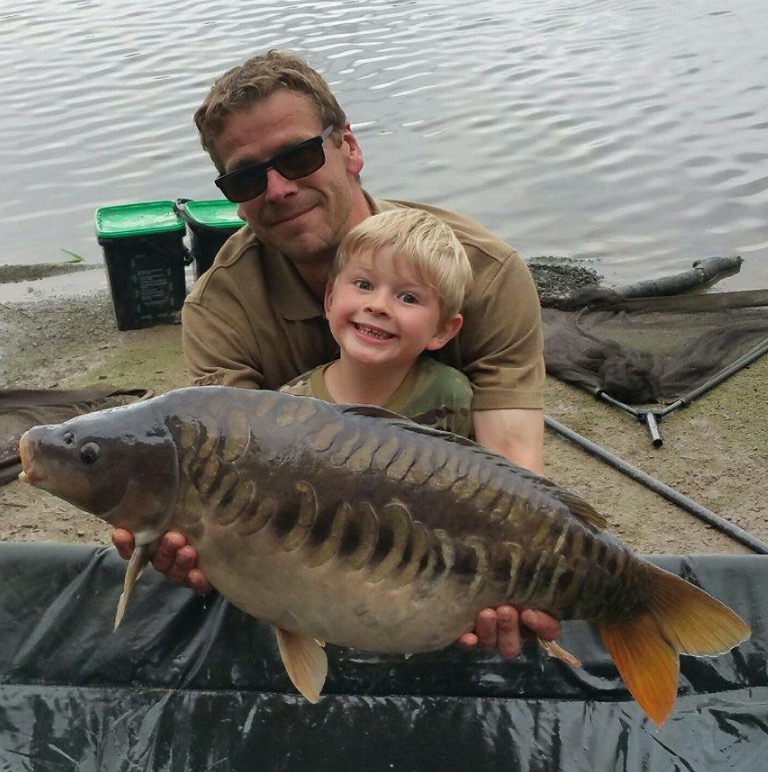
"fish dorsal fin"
494,462,609,530
338,403,406,421
275,627,328,703
549,485,608,529
337,403,482,449
521,472,609,529
339,402,607,526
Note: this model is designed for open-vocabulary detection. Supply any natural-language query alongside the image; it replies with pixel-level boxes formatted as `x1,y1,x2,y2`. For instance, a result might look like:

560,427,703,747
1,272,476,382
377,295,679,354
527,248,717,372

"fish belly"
194,524,487,653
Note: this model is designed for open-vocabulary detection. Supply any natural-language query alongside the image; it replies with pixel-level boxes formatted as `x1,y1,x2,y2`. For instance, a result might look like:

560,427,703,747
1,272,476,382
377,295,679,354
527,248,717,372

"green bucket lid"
95,200,186,238
184,199,245,229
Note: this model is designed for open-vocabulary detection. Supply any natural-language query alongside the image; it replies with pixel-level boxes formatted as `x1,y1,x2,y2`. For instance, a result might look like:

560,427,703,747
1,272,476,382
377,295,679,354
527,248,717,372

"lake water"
2,0,767,293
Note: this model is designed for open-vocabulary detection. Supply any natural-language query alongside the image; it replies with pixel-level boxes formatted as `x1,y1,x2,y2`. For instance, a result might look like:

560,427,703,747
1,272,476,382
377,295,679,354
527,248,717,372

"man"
114,49,560,657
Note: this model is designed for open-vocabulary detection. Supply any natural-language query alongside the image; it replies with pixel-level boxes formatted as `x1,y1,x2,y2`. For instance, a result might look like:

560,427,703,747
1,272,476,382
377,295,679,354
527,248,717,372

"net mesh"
540,288,768,405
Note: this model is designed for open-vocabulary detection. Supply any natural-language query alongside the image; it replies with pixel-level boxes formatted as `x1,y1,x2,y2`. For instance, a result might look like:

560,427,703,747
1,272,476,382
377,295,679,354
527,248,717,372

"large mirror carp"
18,386,750,725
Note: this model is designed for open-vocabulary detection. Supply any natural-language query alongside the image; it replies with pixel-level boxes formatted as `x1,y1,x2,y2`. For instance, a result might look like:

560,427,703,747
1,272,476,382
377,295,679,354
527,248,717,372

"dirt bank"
1,281,766,555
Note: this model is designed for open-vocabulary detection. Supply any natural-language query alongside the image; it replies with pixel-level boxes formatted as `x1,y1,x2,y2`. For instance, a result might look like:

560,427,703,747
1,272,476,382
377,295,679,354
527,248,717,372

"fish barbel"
18,386,749,724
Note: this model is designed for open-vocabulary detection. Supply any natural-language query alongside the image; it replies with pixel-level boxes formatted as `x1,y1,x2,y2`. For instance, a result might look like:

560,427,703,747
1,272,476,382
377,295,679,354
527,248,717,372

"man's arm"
472,407,544,474
182,299,264,389
457,406,559,651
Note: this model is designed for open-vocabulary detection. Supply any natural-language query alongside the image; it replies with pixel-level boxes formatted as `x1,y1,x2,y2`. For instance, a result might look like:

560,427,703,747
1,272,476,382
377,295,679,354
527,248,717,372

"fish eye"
79,442,101,465
63,431,75,446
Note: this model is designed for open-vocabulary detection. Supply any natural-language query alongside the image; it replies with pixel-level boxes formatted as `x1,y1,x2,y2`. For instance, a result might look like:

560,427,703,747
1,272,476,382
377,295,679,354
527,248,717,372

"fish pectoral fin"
114,544,150,631
276,627,328,703
538,637,581,668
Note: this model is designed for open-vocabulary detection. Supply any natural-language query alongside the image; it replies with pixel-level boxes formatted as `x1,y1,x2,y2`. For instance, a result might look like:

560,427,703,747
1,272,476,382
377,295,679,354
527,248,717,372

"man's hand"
458,606,561,658
111,528,212,595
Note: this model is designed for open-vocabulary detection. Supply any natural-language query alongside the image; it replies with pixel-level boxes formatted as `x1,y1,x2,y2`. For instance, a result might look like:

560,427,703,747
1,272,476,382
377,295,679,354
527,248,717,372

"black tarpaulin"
0,544,765,771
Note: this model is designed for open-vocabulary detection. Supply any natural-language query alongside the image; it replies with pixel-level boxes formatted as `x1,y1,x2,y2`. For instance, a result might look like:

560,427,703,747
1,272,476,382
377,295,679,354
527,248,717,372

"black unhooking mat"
0,544,765,771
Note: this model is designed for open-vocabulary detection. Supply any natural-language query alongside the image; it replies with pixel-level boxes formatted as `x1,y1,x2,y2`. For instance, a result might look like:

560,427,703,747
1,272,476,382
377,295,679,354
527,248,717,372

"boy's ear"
323,281,335,315
425,314,463,351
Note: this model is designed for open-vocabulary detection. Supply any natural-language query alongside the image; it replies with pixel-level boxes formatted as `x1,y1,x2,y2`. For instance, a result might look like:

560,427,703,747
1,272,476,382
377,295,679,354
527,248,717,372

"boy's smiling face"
324,246,462,371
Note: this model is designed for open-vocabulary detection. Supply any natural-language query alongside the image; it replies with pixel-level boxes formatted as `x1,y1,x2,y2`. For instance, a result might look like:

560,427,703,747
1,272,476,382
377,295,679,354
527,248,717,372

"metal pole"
544,415,768,555
642,412,663,448
679,335,768,405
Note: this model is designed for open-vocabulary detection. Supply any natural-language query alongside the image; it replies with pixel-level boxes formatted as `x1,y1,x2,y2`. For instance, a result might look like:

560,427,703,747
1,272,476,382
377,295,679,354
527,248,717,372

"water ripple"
1,0,767,291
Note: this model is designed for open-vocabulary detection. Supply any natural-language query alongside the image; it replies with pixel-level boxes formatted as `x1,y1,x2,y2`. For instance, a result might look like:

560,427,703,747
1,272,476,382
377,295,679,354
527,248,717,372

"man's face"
213,90,366,269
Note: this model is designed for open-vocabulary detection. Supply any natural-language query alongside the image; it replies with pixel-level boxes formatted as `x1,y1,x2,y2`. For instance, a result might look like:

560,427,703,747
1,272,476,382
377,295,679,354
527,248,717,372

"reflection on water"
1,0,767,290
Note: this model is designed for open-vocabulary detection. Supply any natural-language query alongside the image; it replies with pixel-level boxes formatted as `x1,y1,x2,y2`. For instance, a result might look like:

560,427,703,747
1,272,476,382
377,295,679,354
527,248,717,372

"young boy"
280,208,474,436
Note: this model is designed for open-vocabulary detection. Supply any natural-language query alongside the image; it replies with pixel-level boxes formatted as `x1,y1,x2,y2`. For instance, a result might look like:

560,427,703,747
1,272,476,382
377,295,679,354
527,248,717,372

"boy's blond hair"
330,209,473,323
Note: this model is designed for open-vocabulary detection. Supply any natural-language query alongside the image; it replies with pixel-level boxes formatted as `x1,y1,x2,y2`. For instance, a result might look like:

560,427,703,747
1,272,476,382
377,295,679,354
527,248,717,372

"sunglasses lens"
216,168,268,203
214,131,329,203
274,138,325,181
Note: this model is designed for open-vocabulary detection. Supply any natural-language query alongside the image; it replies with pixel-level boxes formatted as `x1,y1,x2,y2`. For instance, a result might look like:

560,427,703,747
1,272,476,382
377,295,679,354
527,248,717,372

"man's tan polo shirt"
182,194,544,411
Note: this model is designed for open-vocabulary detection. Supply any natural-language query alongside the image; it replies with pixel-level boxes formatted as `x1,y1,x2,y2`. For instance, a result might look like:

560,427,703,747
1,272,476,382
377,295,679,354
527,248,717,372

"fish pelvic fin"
114,544,150,631
599,564,751,727
276,627,328,704
538,637,582,668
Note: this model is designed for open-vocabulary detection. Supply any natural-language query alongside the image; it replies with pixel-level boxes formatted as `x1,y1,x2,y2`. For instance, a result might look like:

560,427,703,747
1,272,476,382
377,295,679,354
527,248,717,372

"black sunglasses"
214,125,335,203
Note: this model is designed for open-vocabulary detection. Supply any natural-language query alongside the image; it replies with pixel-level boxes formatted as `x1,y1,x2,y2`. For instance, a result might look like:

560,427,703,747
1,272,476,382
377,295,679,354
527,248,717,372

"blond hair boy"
281,208,474,435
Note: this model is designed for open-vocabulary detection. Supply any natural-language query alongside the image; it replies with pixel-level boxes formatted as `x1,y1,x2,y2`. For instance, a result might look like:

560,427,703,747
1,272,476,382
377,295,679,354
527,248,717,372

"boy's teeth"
357,324,391,339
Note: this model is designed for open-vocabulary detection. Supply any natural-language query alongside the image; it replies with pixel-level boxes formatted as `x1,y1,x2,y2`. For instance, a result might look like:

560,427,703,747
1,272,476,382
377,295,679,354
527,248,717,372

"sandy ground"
1,272,767,556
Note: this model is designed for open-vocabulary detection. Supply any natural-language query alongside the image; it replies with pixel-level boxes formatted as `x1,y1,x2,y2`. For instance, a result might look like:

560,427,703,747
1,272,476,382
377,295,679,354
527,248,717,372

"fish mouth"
17,432,44,485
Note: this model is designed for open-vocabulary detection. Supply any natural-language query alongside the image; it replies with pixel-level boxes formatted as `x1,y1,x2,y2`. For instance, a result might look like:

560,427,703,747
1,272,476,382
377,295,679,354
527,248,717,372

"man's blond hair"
194,50,346,172
330,209,473,323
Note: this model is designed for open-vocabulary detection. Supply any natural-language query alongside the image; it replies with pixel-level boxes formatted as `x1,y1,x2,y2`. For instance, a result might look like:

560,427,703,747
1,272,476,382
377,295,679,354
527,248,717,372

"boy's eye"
353,279,373,290
400,292,418,304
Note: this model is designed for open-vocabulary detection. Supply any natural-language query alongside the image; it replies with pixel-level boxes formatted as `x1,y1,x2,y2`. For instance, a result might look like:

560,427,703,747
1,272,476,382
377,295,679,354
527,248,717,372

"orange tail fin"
599,563,750,726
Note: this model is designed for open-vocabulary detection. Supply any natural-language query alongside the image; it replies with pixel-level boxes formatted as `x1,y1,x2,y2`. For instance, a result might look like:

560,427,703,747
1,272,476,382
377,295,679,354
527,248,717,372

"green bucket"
174,199,245,277
95,201,187,331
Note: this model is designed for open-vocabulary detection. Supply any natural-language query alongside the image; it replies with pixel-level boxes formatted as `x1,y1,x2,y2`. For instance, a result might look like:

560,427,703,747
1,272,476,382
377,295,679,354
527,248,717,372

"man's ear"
341,121,365,176
323,280,335,316
425,314,463,351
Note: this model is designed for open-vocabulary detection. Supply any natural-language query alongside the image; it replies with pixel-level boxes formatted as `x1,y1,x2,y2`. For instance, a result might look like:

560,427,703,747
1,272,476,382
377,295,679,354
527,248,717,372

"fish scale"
18,386,750,724
174,394,662,619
